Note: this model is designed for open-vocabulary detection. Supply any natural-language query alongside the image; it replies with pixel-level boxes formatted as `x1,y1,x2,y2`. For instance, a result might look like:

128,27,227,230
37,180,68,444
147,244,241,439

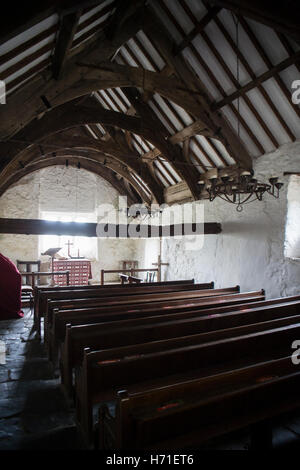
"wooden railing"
28,271,70,288
100,268,158,285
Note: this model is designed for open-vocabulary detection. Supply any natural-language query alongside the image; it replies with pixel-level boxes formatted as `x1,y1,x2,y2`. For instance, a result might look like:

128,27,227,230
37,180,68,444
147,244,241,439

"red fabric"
0,254,23,320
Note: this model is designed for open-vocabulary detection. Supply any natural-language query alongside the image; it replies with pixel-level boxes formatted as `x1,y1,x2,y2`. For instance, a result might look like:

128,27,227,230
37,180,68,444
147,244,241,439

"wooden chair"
17,260,41,285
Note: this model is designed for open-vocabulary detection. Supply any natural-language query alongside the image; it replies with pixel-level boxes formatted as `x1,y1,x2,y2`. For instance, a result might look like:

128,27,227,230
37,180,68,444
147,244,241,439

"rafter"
0,155,139,204
143,6,253,170
208,0,300,44
0,116,164,203
0,3,147,139
202,1,296,142
121,87,199,199
173,4,221,54
52,10,82,79
212,51,300,111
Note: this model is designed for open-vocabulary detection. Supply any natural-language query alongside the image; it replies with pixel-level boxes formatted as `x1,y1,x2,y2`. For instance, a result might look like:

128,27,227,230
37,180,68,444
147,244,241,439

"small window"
39,211,98,260
285,175,300,259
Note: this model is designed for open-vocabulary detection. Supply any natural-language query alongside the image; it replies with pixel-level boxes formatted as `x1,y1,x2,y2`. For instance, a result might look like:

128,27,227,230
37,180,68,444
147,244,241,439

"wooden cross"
152,255,169,282
65,240,73,257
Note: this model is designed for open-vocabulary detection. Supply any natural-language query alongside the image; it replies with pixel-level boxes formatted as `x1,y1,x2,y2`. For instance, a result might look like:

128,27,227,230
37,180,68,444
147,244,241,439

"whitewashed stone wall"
162,141,300,299
0,166,158,282
0,173,40,263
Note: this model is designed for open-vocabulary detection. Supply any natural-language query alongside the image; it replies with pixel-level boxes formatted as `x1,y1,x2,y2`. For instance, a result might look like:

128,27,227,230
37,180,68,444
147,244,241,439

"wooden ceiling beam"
276,32,300,76
0,155,138,205
121,87,200,199
0,152,150,205
173,5,221,54
52,10,82,79
212,51,300,110
0,3,147,139
116,46,210,173
172,1,278,151
208,0,300,44
199,28,279,148
143,6,253,170
0,218,222,237
237,16,300,122
203,3,296,142
0,115,164,203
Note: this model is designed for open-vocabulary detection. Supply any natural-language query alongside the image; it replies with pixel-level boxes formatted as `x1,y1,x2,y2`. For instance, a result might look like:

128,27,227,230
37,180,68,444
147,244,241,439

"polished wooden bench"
34,279,196,329
75,320,300,444
47,287,243,359
39,282,211,338
48,289,262,362
45,285,236,340
42,281,214,333
60,296,300,398
99,355,300,449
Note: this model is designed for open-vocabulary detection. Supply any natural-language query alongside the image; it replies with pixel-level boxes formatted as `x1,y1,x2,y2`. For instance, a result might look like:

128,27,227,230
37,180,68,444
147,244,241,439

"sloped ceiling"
0,0,299,204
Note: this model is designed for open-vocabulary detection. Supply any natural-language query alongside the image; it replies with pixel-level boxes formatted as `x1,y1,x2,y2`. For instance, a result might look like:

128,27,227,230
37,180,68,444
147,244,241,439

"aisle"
0,309,79,450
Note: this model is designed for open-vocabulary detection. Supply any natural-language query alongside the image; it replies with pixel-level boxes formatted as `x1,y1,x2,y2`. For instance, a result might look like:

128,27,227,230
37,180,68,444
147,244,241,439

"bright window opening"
285,175,300,259
39,211,98,260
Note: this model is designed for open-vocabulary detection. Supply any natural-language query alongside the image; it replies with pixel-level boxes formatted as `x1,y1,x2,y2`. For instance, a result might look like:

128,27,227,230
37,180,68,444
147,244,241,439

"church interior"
0,0,300,451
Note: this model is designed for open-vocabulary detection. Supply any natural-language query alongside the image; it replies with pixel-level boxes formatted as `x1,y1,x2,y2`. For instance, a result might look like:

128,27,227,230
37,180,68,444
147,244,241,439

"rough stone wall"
163,141,300,299
0,173,40,263
0,166,156,282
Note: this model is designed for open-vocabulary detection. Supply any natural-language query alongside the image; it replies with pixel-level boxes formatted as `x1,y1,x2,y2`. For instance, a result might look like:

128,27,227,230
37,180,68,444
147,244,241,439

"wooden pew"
34,279,196,328
37,281,208,335
61,296,300,398
48,289,262,361
62,293,300,333
74,319,300,444
99,355,300,449
44,281,215,316
47,287,247,358
43,282,217,346
45,285,237,338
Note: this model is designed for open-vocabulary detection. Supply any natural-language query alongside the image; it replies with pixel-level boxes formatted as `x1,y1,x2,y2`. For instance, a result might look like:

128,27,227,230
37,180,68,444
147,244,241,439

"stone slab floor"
1,308,300,451
0,309,80,450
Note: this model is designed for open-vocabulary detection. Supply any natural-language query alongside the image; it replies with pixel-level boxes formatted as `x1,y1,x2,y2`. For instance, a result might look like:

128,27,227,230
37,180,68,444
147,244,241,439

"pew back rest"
117,368,300,449
86,322,300,399
49,285,238,311
113,355,295,448
67,294,300,341
54,291,263,341
66,303,300,365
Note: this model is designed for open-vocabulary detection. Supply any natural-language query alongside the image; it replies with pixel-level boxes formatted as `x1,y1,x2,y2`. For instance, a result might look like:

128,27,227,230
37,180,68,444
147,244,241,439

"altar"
53,259,92,286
